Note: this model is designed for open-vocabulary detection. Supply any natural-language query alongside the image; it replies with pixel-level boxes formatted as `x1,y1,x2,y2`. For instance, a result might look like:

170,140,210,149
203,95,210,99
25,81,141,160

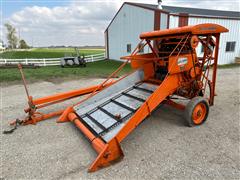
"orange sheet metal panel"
116,74,180,142
140,23,228,39
128,53,156,68
168,54,194,74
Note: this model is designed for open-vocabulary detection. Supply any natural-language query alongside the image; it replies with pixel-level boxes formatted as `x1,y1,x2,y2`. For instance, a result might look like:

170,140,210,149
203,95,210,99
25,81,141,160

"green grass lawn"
0,60,131,83
218,63,240,69
1,59,239,84
0,48,105,59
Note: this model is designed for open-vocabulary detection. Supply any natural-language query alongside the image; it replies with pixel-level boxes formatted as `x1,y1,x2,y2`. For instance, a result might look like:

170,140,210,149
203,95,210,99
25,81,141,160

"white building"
105,2,240,64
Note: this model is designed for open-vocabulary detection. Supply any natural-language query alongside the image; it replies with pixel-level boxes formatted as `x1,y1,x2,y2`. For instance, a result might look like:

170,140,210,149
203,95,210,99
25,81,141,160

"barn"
104,2,240,64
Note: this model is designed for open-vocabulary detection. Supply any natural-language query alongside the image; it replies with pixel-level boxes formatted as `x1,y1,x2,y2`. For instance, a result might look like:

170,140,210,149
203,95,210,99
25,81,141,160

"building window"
138,43,144,53
225,42,236,52
127,44,131,53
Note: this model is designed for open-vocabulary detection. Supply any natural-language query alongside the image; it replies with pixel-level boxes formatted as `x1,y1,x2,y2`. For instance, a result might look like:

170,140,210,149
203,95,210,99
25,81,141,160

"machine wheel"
67,60,74,66
74,57,80,65
184,97,209,127
60,59,66,67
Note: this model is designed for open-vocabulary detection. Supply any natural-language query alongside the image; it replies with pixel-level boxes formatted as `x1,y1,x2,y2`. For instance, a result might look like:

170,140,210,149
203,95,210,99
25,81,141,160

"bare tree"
4,23,18,49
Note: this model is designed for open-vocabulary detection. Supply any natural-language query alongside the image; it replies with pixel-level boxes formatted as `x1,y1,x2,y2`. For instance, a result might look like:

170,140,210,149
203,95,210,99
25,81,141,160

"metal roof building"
105,2,240,64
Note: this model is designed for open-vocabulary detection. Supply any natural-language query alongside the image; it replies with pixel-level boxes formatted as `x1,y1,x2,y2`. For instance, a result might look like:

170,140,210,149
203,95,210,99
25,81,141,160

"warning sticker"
177,57,188,66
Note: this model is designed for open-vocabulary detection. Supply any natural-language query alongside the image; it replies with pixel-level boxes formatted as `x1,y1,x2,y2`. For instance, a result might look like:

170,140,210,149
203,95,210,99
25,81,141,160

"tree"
19,39,29,49
4,23,18,49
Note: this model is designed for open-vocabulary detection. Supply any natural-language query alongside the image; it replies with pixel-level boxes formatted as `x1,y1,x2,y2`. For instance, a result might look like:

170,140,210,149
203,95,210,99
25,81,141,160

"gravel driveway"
1,67,239,179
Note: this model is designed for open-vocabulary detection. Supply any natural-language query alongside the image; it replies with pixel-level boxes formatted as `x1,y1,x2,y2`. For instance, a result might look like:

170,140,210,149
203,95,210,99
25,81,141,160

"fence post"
25,58,28,65
4,59,7,64
91,55,93,62
43,58,46,66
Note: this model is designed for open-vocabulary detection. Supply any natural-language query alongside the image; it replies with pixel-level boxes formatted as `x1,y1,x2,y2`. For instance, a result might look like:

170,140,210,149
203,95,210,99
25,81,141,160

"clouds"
2,0,239,47
4,1,120,46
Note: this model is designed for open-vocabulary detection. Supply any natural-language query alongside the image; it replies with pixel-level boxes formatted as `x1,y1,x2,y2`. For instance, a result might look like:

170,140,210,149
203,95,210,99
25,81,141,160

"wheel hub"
192,103,206,124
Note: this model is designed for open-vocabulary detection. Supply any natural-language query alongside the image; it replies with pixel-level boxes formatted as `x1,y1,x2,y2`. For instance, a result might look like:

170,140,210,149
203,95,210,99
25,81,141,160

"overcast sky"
1,0,239,47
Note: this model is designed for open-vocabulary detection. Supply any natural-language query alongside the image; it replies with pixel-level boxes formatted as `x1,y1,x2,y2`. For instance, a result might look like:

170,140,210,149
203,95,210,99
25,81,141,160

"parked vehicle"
60,47,86,67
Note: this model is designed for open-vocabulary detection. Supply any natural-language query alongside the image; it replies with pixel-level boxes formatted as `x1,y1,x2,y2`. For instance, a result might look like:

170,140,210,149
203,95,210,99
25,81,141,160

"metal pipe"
68,113,105,154
18,64,31,102
211,34,220,105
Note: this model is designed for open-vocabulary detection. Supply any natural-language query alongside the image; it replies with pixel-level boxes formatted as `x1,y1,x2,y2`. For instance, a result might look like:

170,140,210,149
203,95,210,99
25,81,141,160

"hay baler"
6,23,228,172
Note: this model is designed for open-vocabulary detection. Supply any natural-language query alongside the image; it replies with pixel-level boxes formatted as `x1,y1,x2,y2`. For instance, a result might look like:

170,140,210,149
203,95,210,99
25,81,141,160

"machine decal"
177,57,188,66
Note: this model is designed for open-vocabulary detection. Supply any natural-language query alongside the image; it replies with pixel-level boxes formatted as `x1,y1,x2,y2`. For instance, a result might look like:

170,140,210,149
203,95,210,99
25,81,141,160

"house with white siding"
105,2,240,64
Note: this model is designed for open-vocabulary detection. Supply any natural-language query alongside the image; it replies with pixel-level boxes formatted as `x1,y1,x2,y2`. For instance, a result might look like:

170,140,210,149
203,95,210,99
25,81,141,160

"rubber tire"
67,60,74,66
74,57,80,65
60,59,66,67
184,96,209,127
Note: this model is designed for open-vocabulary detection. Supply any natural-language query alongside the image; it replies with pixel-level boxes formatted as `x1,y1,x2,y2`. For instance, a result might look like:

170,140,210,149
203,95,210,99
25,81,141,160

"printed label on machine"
177,57,188,66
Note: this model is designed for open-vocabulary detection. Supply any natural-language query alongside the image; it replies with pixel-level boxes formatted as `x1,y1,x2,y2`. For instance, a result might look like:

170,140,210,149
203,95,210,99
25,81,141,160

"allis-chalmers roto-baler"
6,23,228,172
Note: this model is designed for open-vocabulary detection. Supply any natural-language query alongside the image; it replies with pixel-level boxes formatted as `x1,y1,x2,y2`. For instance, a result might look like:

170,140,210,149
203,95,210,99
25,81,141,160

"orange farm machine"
5,23,228,172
